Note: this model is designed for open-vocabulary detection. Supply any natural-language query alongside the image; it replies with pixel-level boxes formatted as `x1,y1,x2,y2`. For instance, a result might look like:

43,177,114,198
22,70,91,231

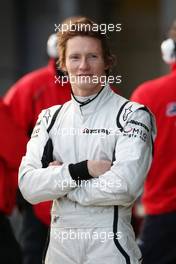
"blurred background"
0,0,176,97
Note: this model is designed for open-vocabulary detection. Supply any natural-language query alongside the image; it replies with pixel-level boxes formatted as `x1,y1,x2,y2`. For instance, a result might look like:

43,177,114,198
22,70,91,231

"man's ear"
105,55,115,72
62,63,67,73
60,63,68,76
104,63,110,71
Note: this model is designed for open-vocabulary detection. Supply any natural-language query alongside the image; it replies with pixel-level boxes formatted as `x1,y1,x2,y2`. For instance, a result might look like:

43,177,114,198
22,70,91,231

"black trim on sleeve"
47,105,63,133
41,105,63,168
137,106,150,113
116,101,129,131
68,160,93,185
41,138,53,168
137,106,154,156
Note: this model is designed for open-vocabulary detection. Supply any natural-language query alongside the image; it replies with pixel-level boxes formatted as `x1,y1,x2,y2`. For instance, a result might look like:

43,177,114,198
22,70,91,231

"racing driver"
19,16,156,264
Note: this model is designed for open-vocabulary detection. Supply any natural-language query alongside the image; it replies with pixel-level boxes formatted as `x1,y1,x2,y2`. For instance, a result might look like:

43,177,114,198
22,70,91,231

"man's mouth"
77,74,93,76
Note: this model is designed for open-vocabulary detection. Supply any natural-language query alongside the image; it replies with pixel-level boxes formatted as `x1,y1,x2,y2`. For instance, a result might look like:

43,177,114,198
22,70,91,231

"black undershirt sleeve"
68,160,93,185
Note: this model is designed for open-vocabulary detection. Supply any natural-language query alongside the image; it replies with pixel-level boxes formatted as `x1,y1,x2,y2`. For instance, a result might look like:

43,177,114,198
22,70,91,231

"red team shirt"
131,63,176,215
4,60,71,224
0,99,27,214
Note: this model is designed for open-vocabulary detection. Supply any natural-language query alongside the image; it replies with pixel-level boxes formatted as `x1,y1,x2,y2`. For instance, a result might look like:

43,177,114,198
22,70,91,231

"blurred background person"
130,20,176,264
4,34,71,264
0,98,27,264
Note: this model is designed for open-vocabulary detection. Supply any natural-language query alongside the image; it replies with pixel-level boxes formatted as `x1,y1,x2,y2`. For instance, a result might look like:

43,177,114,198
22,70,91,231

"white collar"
71,83,113,116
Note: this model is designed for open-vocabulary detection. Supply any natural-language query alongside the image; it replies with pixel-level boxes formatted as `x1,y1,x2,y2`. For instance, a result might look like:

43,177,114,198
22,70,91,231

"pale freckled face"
63,36,109,96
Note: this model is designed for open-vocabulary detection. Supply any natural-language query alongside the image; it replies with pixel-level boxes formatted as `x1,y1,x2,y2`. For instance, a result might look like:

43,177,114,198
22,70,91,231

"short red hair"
57,16,114,74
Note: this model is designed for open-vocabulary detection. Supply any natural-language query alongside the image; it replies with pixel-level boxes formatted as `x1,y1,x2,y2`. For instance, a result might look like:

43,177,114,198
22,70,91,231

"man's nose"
79,57,90,70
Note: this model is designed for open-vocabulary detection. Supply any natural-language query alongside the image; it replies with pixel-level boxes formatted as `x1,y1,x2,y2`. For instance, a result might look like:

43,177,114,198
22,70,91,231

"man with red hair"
19,17,155,264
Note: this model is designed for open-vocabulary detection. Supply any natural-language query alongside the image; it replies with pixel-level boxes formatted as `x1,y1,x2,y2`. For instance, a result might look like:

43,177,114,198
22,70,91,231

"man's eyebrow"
87,52,99,55
68,53,80,56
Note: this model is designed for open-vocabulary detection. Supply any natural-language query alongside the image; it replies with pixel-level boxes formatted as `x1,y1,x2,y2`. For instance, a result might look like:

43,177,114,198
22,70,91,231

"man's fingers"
49,160,62,166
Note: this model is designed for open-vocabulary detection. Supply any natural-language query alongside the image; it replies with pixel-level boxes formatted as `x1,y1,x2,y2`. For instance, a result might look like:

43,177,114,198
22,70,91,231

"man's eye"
89,54,97,58
70,55,79,60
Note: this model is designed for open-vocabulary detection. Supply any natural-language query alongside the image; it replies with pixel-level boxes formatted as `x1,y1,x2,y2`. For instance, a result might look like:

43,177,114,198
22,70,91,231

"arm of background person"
3,77,35,135
0,99,28,168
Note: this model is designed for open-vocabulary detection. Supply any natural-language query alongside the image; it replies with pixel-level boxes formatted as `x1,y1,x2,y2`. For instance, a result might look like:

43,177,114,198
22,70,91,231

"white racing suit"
19,84,156,264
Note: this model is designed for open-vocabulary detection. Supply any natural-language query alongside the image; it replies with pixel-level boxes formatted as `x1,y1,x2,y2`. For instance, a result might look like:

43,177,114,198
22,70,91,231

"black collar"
71,86,105,106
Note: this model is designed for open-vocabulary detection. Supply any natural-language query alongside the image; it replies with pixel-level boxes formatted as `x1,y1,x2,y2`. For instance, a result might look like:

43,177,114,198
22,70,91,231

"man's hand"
49,160,62,166
87,160,111,177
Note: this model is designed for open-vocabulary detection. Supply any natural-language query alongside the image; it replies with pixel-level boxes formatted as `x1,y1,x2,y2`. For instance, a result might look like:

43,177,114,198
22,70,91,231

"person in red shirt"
4,34,71,264
0,98,27,264
130,20,176,264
